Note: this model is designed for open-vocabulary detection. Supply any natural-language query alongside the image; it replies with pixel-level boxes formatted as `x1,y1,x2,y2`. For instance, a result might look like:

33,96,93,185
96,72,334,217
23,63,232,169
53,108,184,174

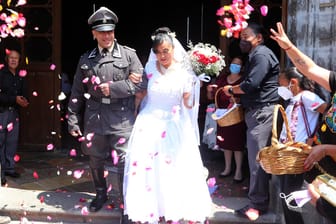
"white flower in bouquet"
187,42,225,78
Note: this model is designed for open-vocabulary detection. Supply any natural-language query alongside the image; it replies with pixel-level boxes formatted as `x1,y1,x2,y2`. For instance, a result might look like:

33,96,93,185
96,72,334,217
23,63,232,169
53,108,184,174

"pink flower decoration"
260,5,268,16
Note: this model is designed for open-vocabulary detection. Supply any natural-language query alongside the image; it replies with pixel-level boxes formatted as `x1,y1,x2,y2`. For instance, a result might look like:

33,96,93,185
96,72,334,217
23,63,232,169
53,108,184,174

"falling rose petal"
161,131,166,138
47,216,52,221
206,127,214,135
49,64,56,70
67,170,72,176
81,206,89,215
118,137,126,145
165,156,172,164
104,170,109,178
206,107,215,113
58,92,66,101
33,171,39,179
86,142,92,148
32,91,38,96
57,170,60,175
86,133,94,141
84,93,91,99
111,150,119,165
132,161,138,166
171,105,180,114
246,208,259,221
69,149,77,157
73,170,84,179
107,184,112,193
39,196,45,203
0,64,4,69
207,177,216,187
5,49,10,55
82,77,89,84
7,122,13,132
46,143,54,151
260,5,268,16
16,0,27,6
78,136,85,142
0,125,2,130
146,73,153,79
217,135,224,142
72,98,78,103
19,69,27,77
56,104,61,111
14,154,20,162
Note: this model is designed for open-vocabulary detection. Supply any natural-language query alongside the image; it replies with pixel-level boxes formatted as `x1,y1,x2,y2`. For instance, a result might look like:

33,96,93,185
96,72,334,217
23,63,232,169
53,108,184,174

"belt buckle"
102,98,111,104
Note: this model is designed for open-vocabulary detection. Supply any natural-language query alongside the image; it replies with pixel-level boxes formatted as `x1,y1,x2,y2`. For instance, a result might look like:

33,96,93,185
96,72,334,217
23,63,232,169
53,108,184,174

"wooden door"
17,0,62,150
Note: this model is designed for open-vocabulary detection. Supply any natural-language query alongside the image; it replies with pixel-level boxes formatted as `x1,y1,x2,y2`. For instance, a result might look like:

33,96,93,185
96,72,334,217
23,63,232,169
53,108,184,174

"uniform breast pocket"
113,62,129,81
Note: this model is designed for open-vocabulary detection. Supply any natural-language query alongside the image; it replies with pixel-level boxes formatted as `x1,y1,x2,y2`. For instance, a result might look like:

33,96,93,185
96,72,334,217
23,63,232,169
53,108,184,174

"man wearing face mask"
222,23,280,220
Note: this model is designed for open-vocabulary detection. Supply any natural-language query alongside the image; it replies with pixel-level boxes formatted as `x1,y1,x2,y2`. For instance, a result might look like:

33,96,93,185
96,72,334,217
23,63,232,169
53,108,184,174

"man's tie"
101,48,108,57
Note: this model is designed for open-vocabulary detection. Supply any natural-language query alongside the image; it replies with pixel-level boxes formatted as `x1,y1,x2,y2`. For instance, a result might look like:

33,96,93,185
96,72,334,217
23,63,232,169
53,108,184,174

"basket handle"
214,87,236,108
270,104,293,146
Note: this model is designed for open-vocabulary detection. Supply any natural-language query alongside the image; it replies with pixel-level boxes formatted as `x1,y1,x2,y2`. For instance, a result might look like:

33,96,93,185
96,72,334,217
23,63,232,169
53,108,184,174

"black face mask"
239,40,252,53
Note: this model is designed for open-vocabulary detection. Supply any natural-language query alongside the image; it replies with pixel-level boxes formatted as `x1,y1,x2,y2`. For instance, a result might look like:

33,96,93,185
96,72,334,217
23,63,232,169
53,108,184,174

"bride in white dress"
123,27,212,223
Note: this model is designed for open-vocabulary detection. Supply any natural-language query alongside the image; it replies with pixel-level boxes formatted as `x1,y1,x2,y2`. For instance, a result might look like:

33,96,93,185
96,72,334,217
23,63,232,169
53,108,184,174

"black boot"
90,187,108,212
90,168,108,212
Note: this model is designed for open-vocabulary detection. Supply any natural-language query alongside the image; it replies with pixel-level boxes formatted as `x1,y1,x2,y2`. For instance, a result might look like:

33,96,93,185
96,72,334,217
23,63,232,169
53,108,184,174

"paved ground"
0,145,283,224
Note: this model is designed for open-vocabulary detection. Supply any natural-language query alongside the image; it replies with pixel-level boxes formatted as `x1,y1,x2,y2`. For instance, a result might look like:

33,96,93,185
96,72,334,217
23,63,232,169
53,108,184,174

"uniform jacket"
67,41,148,135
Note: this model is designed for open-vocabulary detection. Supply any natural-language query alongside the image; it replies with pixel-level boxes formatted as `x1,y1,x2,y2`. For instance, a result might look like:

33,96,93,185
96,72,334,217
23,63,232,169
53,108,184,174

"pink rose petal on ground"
7,122,13,132
33,171,39,179
260,5,268,16
32,91,38,96
118,137,126,144
14,154,20,162
46,143,54,151
246,208,259,221
69,149,77,157
81,206,89,215
49,64,56,70
73,170,84,179
161,131,166,138
19,69,27,77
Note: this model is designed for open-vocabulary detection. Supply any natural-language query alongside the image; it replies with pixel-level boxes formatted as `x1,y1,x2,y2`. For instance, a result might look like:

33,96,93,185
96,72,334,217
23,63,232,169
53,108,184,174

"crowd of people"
1,5,336,224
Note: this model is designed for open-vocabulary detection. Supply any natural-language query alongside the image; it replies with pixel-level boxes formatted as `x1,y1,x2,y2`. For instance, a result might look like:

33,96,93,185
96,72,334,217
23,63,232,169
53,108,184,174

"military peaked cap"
88,6,118,31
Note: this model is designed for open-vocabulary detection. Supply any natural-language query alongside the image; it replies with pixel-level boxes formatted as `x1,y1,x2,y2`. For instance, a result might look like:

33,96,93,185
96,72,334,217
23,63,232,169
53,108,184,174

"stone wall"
287,0,336,71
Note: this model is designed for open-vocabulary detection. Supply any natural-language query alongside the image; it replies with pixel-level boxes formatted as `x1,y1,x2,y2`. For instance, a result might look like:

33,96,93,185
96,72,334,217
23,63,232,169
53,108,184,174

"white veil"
146,36,201,145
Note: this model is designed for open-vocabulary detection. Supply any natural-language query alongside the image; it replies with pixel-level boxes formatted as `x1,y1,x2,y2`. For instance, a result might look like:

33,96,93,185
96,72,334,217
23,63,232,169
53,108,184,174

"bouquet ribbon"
198,73,211,82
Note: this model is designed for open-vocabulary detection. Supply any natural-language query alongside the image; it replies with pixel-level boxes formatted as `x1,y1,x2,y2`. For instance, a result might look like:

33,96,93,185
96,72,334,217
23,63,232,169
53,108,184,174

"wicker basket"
256,104,312,175
211,87,244,127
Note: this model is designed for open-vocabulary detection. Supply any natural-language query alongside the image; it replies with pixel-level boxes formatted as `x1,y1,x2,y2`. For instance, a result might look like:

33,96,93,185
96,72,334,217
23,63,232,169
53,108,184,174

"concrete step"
0,187,282,224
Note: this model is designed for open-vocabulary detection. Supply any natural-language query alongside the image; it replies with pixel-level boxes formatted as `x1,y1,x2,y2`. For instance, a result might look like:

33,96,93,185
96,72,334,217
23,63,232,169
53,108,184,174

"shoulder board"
123,45,136,52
